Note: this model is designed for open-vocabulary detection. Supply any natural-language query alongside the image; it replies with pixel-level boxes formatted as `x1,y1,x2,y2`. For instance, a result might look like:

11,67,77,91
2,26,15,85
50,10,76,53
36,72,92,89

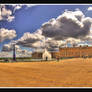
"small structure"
32,49,57,60
32,52,42,59
42,49,52,61
13,44,16,61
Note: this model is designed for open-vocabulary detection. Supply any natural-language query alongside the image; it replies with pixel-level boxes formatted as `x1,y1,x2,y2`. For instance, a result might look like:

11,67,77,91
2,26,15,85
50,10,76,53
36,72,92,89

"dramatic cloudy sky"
1,4,92,57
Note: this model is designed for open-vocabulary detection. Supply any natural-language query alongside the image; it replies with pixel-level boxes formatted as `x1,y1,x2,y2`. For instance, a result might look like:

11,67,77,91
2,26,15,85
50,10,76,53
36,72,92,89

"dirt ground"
0,58,92,87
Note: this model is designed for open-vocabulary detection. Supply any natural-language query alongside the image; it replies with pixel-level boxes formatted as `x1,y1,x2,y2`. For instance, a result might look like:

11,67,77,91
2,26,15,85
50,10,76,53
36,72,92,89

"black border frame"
0,0,92,90
0,0,92,4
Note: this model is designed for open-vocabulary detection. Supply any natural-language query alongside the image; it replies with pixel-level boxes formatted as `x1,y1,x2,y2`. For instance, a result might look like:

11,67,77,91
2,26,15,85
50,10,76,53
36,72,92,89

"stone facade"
32,52,42,59
32,51,56,59
32,46,92,59
55,46,92,58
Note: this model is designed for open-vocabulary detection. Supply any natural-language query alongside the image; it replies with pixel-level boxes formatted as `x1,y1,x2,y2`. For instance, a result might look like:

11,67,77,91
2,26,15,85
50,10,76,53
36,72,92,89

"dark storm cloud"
41,10,92,40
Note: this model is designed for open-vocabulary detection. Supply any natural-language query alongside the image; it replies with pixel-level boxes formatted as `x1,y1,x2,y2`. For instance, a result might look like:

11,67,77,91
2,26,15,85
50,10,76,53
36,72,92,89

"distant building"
32,52,42,59
32,49,56,60
32,45,92,60
55,45,92,58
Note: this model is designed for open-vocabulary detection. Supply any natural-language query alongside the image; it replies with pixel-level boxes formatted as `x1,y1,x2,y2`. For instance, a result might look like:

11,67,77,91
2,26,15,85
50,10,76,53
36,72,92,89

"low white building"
42,49,52,60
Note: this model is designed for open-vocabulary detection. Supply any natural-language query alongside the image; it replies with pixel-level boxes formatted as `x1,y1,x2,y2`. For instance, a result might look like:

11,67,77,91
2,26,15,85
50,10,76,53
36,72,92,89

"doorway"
45,56,48,61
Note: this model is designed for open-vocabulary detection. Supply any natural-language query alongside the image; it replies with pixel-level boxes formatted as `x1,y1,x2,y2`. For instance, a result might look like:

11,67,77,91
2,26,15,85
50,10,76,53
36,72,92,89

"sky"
1,4,92,57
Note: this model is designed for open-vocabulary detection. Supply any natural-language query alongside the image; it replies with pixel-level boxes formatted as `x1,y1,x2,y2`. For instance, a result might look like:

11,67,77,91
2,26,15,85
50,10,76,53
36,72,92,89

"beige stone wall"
32,46,92,59
56,46,92,58
32,52,42,59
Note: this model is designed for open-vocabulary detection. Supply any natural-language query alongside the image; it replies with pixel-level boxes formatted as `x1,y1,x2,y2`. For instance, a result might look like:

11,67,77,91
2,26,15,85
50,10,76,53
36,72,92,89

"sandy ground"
0,58,92,87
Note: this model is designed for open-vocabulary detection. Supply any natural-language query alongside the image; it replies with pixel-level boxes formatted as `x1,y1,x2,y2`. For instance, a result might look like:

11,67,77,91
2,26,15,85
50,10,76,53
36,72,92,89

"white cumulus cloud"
0,28,17,42
88,7,92,11
0,5,15,22
2,43,32,57
16,30,45,47
12,4,38,12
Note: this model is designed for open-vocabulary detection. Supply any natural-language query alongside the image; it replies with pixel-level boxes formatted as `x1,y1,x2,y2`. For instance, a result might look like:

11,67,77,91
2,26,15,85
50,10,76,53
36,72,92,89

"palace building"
32,45,92,60
55,45,92,58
